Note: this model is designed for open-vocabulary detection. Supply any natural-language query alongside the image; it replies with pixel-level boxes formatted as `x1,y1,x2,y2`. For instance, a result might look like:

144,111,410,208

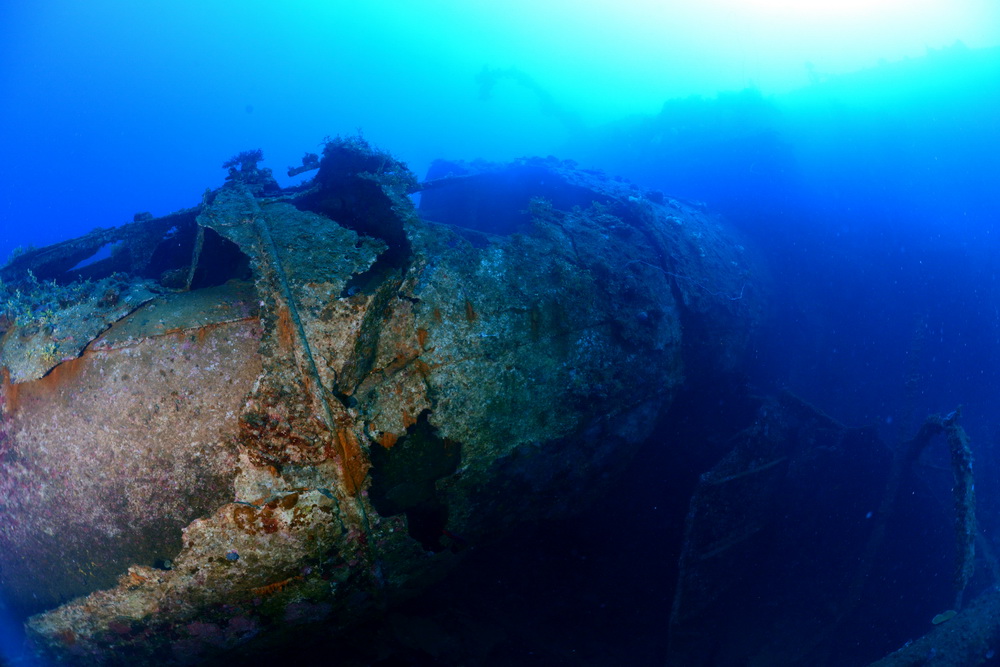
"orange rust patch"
250,575,303,597
413,359,431,381
42,354,87,387
260,506,280,534
5,355,88,414
464,300,477,323
402,410,417,429
378,432,399,449
119,567,153,590
1,367,20,415
276,305,295,351
416,327,429,348
335,428,370,496
54,629,77,646
381,350,421,379
232,505,257,534
144,318,257,343
432,307,443,323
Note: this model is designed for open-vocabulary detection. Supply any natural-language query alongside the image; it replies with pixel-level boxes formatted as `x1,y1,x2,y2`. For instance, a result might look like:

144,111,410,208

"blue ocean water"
3,3,1000,665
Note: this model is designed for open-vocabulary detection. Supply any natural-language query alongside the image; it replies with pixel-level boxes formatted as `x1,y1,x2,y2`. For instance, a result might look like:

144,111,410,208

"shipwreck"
1,137,988,666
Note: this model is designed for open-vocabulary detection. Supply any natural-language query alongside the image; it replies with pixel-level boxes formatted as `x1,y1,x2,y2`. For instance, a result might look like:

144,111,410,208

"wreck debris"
221,149,279,196
666,392,893,666
287,152,320,178
0,208,198,285
864,412,995,667
866,410,977,612
869,589,1000,667
667,392,991,667
0,135,763,663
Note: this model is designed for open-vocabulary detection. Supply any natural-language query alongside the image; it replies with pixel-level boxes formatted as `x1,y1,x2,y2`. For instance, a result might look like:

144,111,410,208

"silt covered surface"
0,137,762,664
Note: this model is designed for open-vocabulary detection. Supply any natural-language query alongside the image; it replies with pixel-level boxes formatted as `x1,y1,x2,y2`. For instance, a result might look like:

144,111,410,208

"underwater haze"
2,0,997,258
3,1,1000,665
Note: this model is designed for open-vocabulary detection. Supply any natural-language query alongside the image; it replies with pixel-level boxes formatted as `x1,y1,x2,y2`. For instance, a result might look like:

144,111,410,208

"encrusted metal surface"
0,282,262,612
0,137,763,664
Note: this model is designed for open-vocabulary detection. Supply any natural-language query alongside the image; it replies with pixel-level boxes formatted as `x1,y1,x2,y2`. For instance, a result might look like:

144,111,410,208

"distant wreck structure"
0,136,761,663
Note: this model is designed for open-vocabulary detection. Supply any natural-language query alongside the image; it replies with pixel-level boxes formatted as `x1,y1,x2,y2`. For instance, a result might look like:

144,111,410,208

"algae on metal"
0,272,160,382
